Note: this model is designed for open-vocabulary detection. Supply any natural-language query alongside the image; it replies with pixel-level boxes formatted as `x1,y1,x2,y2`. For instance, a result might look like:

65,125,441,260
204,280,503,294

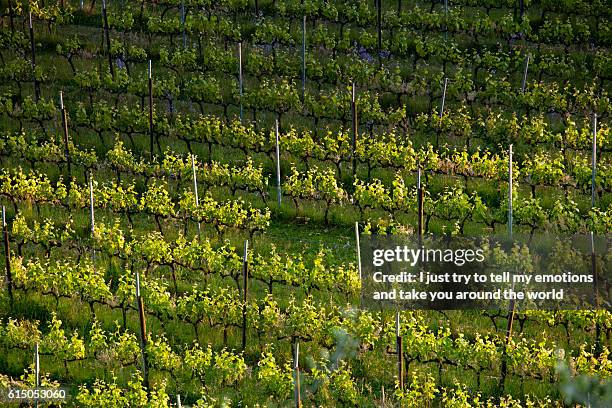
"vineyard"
0,0,610,406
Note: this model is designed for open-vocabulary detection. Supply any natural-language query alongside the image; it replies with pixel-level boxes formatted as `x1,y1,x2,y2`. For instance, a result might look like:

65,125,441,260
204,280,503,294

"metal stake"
241,240,249,350
238,42,243,122
275,119,282,207
439,78,448,117
191,154,201,234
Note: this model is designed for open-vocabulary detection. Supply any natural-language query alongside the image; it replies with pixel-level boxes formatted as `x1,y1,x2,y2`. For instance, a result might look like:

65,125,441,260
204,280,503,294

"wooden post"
238,42,243,123
2,207,13,306
417,167,423,242
396,311,403,390
439,78,448,117
499,275,517,393
351,82,357,176
356,221,363,307
148,60,154,160
136,270,150,391
177,395,182,408
591,115,598,307
89,174,96,263
521,55,530,94
275,119,282,207
377,0,382,66
500,145,514,393
301,15,306,103
294,341,301,408
505,145,515,336
591,114,597,208
102,0,114,78
191,154,201,235
60,91,71,179
241,240,249,351
508,145,513,240
7,0,14,34
28,12,40,102
355,222,362,282
505,283,516,342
